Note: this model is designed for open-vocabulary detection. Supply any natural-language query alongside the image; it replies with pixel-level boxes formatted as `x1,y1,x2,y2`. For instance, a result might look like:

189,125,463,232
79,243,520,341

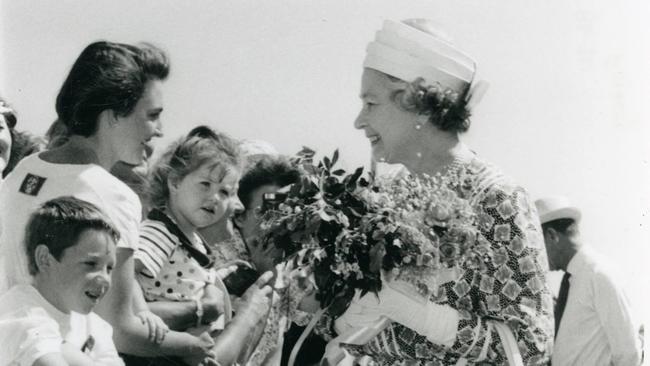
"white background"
1,0,648,314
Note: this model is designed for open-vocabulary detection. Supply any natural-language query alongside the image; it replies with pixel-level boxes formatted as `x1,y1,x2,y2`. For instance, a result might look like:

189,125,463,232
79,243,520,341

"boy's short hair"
25,196,120,275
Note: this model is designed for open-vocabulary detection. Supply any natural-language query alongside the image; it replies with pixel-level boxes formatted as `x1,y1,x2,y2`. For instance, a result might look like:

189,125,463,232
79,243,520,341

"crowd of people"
0,18,643,366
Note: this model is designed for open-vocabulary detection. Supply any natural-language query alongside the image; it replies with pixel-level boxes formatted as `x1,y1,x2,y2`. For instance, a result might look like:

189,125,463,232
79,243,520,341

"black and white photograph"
0,1,647,365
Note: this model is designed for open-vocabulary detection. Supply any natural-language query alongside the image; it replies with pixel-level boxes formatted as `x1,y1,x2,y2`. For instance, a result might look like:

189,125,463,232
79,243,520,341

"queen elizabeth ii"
319,19,553,365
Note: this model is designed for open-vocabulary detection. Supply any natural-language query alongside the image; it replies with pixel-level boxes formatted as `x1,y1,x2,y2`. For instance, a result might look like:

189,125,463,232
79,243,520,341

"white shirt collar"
566,247,595,275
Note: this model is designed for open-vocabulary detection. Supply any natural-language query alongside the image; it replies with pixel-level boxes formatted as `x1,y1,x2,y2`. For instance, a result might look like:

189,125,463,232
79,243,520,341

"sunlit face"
235,184,282,245
112,80,164,166
354,68,418,164
0,115,12,175
41,229,116,314
170,164,242,230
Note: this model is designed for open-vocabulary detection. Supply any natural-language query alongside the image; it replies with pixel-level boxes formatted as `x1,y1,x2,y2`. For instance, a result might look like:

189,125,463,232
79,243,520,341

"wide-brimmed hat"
534,196,581,224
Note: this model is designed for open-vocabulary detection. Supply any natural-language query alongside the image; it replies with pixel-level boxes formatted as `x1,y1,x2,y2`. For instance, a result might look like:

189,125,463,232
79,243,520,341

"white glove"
334,290,385,335
341,280,459,347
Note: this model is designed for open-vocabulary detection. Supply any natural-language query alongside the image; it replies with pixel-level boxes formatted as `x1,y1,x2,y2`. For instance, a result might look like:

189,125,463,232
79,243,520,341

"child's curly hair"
147,125,243,210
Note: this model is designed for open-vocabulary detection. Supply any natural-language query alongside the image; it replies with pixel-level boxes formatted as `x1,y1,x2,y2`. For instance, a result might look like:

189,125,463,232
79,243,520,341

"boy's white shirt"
0,284,124,366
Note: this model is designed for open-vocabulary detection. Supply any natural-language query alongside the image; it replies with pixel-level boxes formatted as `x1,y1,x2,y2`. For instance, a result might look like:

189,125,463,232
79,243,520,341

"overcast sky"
1,0,649,310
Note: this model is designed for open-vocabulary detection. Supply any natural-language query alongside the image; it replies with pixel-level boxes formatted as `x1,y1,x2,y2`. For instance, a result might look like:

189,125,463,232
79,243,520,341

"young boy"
0,196,124,365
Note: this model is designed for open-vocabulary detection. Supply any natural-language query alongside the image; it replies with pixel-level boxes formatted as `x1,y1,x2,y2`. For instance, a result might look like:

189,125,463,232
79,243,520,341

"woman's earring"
414,123,422,130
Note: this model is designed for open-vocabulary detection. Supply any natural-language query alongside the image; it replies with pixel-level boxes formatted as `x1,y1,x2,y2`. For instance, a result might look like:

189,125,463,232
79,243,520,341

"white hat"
535,196,582,224
363,19,476,93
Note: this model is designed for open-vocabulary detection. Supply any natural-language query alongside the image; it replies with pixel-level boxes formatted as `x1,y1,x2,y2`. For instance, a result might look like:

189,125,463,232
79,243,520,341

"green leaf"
332,149,339,167
346,166,364,191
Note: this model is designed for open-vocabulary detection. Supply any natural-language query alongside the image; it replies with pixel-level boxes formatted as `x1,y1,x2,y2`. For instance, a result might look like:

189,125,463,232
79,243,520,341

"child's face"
171,163,242,230
43,229,116,314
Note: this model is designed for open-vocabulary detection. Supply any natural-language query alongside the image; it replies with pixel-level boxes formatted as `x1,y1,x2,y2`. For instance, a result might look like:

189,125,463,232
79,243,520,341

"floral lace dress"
317,156,554,365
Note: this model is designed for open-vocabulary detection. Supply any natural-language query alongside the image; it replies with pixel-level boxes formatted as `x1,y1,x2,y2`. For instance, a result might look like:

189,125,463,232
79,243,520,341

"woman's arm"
145,300,199,331
183,271,275,366
141,283,226,331
33,354,70,366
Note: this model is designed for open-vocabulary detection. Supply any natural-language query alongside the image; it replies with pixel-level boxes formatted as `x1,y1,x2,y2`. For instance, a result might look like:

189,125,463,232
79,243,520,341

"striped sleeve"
135,220,178,277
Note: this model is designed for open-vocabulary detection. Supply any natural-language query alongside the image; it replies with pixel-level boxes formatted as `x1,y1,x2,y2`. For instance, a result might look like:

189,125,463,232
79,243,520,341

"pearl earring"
415,123,422,130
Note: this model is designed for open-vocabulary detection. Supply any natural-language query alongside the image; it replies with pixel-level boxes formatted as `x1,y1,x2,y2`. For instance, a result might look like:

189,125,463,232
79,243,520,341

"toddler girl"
135,125,244,332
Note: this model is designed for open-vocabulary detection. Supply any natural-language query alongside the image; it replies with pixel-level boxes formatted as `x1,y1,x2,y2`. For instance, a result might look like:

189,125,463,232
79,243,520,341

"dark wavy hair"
55,41,170,137
383,73,472,133
147,126,243,210
25,196,120,275
237,155,301,209
4,129,45,178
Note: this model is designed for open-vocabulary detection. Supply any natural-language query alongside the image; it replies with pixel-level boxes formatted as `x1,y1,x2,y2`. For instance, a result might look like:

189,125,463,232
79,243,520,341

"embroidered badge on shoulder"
19,173,47,196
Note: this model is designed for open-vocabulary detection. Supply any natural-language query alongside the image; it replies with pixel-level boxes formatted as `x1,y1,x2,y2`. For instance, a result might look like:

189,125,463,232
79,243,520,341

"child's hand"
214,264,238,281
136,310,169,344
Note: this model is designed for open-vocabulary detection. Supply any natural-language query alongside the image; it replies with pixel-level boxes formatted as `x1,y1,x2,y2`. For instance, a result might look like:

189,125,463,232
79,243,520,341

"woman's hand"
248,239,283,274
234,271,274,327
201,284,227,324
135,309,169,344
196,350,221,366
184,332,218,366
339,280,458,346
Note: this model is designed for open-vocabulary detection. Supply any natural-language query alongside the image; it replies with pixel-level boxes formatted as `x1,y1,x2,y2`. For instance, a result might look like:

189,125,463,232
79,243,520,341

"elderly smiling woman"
324,19,554,365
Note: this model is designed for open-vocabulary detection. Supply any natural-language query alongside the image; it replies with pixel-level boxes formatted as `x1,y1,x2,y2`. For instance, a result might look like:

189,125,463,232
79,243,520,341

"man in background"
536,196,642,366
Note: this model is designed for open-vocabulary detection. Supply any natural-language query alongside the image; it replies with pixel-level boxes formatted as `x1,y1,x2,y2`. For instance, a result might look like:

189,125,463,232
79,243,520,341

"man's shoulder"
574,249,627,292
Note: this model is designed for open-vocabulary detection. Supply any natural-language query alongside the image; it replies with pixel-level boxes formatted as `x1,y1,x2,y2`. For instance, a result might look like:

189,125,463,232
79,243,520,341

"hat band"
376,31,474,81
364,42,470,92
378,20,475,72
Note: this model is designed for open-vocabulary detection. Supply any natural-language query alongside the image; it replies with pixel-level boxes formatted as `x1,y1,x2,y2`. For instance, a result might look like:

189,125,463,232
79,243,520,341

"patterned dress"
318,156,554,365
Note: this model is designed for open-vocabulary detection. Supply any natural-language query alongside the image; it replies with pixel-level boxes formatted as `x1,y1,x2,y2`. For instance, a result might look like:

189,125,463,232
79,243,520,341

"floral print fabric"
335,157,554,365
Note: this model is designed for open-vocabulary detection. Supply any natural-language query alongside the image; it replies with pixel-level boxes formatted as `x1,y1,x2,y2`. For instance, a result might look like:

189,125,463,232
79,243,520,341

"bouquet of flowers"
259,148,383,315
259,149,491,314
371,173,492,301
